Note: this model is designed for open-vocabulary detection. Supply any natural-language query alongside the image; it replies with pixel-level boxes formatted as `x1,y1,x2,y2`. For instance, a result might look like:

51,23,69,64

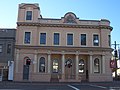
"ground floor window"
52,59,59,73
39,57,45,72
94,58,100,73
79,59,85,73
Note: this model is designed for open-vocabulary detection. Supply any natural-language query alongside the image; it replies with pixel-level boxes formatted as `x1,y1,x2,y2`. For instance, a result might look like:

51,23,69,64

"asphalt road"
0,81,120,90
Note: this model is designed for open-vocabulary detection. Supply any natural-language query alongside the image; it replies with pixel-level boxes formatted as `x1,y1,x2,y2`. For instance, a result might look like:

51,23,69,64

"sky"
0,0,120,48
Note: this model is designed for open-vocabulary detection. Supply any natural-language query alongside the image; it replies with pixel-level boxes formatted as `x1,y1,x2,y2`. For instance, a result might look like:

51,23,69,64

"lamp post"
112,41,120,80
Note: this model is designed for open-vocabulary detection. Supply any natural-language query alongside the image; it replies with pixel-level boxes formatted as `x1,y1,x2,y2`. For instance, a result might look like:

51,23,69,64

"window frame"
108,35,111,47
79,59,85,73
25,11,33,21
0,44,3,53
39,57,45,73
66,33,74,46
80,34,87,46
40,32,47,45
7,43,12,54
24,31,31,44
52,59,59,73
93,34,99,46
94,58,100,73
53,32,60,46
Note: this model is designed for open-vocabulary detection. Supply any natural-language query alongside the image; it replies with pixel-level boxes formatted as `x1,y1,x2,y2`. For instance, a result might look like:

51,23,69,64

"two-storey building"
0,28,16,81
14,3,113,82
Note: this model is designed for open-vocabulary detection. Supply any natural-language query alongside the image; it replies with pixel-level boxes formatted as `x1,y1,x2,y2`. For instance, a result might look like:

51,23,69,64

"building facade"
0,29,16,81
14,3,113,82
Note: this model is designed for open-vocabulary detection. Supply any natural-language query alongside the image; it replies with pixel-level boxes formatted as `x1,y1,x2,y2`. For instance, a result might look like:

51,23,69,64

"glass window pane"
108,35,111,46
0,45,2,53
81,34,86,45
93,34,99,46
94,58,100,73
53,59,58,73
7,44,11,54
79,59,85,73
67,34,73,45
40,33,46,44
39,57,45,72
26,11,32,20
24,32,31,44
54,33,59,45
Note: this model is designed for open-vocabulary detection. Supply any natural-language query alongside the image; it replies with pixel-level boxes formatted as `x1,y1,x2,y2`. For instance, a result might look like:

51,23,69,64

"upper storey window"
108,35,111,46
24,32,31,44
81,34,86,46
67,33,73,45
0,45,2,53
7,44,12,54
26,11,32,20
93,34,99,46
40,33,46,45
54,33,60,45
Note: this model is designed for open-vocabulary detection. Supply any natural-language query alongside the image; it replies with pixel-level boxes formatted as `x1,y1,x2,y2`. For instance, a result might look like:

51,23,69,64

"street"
0,81,120,90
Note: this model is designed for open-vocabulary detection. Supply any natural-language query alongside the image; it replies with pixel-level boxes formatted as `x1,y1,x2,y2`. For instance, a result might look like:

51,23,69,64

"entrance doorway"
65,58,73,79
51,59,59,82
3,69,8,81
23,65,29,80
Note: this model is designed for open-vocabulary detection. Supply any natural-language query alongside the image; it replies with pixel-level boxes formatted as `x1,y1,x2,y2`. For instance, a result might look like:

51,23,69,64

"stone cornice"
17,22,113,31
15,45,113,52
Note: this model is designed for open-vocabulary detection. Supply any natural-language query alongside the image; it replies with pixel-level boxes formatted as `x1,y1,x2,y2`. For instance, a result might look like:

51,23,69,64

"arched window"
39,57,45,72
52,59,59,73
94,58,100,73
79,59,85,73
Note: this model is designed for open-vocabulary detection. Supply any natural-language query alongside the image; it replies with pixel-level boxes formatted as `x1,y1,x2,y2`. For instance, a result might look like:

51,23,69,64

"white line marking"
68,85,80,90
89,84,107,89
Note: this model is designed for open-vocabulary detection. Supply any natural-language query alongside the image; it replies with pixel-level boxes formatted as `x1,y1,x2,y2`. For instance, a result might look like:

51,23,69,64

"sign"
110,60,116,68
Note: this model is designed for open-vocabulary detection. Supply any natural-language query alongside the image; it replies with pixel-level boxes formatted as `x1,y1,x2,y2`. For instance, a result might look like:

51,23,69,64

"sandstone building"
14,3,113,82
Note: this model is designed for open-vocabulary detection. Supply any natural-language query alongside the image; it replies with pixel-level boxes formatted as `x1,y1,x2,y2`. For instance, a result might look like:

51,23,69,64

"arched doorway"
65,58,73,79
51,59,59,82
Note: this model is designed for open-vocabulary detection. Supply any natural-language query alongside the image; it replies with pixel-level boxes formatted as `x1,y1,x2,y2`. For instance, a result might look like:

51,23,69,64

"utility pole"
112,41,120,80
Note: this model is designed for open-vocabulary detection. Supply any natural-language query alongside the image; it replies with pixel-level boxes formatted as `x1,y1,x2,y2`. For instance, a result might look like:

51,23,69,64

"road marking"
89,84,107,89
68,85,80,90
109,87,120,90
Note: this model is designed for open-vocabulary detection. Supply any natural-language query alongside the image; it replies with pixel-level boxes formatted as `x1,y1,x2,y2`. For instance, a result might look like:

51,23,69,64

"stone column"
102,55,105,74
34,53,37,73
90,55,93,74
62,54,65,80
76,54,79,80
16,49,19,73
48,54,51,73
